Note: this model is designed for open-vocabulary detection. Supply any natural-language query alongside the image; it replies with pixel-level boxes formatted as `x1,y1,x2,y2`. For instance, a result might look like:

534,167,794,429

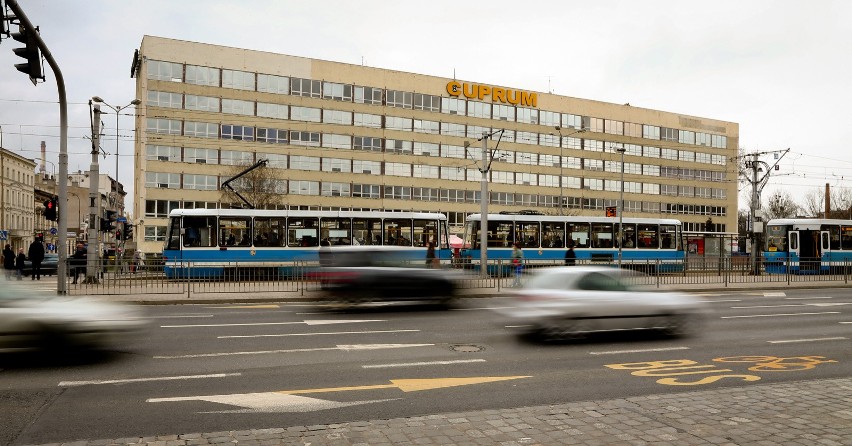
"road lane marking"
219,329,419,339
59,373,241,387
721,311,840,319
149,315,215,319
154,343,434,359
589,347,690,355
768,337,848,344
731,304,808,309
698,299,741,303
763,292,786,297
160,319,385,328
363,359,487,369
453,306,515,311
207,304,281,309
785,297,833,300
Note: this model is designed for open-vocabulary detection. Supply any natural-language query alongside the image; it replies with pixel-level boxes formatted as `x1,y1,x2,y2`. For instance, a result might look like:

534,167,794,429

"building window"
440,166,465,181
323,109,352,125
385,116,412,131
289,180,319,195
661,184,678,196
321,182,351,197
412,187,439,201
661,148,678,160
441,122,465,137
354,136,382,151
517,107,539,125
144,225,168,242
604,119,624,135
220,150,253,166
352,184,380,199
289,131,320,147
385,139,412,154
413,93,441,112
661,127,679,142
493,104,514,121
384,186,411,200
290,155,320,171
291,106,321,123
354,112,382,128
147,91,182,108
185,95,219,112
441,97,465,115
323,81,352,101
624,122,642,137
221,124,253,141
256,128,288,144
322,134,352,150
413,164,439,179
222,69,255,91
145,200,181,218
184,147,218,164
386,90,413,109
353,160,381,174
291,77,322,98
185,65,219,87
146,145,180,162
259,153,288,169
354,86,382,104
441,144,465,159
642,125,660,140
184,121,219,138
414,142,439,157
147,60,183,82
184,174,218,190
385,162,411,177
145,172,180,189
146,118,181,135
258,73,289,94
413,119,440,135
257,103,288,119
322,158,351,173
467,101,491,119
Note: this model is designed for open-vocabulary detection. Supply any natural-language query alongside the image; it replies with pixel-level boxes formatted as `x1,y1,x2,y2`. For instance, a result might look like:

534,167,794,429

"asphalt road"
1,287,850,445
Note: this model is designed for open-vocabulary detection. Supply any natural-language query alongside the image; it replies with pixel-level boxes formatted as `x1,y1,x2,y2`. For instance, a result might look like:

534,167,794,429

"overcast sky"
1,0,851,216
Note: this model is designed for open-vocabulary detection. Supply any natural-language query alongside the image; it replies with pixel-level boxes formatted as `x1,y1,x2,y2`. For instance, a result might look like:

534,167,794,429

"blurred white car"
495,266,707,340
0,280,148,353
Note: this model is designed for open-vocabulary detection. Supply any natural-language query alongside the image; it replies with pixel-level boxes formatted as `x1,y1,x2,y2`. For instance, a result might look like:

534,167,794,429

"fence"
60,256,851,298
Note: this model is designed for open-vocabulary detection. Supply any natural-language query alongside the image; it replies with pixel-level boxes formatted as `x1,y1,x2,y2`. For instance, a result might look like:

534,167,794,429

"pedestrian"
564,242,576,266
511,242,524,287
71,243,87,284
15,248,26,280
27,238,45,280
2,244,14,280
426,242,438,268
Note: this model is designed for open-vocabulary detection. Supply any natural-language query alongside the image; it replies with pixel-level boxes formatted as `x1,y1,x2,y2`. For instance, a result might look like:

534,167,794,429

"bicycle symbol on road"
713,355,837,372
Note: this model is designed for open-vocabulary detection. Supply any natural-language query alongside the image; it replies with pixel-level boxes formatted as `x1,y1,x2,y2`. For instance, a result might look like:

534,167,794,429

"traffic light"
43,197,57,221
101,210,117,232
11,24,42,84
123,224,133,241
115,229,122,240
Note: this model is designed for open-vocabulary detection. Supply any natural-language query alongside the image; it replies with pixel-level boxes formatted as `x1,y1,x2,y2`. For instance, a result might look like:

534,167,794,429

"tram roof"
167,208,447,220
465,213,682,225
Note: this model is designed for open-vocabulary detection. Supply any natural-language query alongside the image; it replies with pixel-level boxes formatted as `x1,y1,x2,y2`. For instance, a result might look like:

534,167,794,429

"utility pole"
739,148,789,275
86,103,101,283
479,132,488,278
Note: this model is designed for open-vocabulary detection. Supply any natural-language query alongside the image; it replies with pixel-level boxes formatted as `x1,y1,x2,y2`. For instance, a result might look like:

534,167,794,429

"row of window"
146,60,729,150
146,118,729,167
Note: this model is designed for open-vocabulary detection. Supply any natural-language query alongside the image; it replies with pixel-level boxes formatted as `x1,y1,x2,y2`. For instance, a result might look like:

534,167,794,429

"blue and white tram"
460,213,685,273
163,209,451,279
764,218,852,274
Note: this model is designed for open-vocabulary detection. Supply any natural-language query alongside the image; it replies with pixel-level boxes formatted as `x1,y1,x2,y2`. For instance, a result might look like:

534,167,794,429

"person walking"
15,248,26,280
511,242,524,287
426,242,438,268
564,243,576,266
2,244,14,280
71,243,87,284
27,238,45,280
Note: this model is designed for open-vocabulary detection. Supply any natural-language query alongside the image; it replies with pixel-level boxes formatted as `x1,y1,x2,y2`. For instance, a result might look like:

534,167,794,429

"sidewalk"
32,377,852,445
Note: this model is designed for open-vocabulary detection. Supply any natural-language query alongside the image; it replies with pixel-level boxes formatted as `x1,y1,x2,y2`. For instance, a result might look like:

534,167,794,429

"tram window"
515,220,540,248
254,217,285,247
542,222,564,248
568,222,590,248
184,216,217,247
822,225,841,250
842,226,852,250
219,217,252,247
321,218,352,246
353,218,382,245
413,219,438,247
617,223,636,249
287,217,319,247
636,224,658,248
384,219,412,246
487,221,513,247
660,224,677,249
766,225,787,252
591,223,614,248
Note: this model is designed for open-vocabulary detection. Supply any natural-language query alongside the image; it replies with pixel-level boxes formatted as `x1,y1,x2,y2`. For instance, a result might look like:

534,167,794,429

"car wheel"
660,314,695,337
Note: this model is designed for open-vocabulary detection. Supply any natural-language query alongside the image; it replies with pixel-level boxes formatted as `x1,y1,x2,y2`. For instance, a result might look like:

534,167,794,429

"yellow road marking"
277,376,531,395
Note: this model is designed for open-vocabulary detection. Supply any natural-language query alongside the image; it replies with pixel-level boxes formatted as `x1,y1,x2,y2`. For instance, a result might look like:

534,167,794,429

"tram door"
797,230,821,273
789,231,800,272
820,230,831,272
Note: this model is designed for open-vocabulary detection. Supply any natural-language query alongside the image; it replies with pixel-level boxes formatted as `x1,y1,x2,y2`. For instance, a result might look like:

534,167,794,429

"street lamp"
616,146,626,267
553,126,585,215
91,96,140,216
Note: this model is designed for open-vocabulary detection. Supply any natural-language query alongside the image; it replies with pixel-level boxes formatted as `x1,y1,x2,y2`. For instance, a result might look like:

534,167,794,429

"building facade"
133,36,739,256
0,148,38,251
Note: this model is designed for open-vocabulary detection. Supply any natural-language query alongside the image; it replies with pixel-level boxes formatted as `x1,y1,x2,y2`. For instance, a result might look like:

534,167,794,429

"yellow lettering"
492,88,506,103
478,85,491,100
633,366,732,377
605,360,697,370
462,83,477,99
522,92,537,108
657,374,762,386
446,81,461,97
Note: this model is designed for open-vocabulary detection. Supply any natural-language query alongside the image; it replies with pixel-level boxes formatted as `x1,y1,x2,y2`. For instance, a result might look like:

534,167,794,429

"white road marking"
59,373,241,387
786,296,833,300
219,329,419,339
455,306,515,311
807,302,852,307
768,337,848,344
698,299,741,303
763,292,786,297
362,359,487,369
731,304,807,309
589,346,690,355
160,319,385,328
721,311,840,319
154,343,434,359
148,392,395,413
149,315,215,319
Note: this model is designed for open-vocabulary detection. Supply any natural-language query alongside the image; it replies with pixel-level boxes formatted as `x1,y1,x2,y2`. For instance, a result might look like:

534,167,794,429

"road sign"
117,217,127,223
0,230,7,240
50,227,58,235
47,243,55,251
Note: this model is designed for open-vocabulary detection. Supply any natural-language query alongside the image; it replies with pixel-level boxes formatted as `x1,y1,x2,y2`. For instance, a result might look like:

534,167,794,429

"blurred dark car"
314,246,461,306
23,253,59,277
494,266,708,340
0,278,148,353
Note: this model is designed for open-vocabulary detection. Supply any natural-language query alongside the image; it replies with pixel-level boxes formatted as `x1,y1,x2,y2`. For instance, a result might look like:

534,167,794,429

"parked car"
313,246,462,306
0,279,148,353
22,253,59,277
494,266,708,340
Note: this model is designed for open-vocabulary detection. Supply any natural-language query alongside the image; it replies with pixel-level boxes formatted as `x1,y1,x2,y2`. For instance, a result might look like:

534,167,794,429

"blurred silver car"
0,280,148,353
495,266,707,340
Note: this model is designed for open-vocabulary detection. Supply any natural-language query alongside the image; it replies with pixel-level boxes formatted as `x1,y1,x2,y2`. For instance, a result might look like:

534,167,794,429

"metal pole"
86,104,101,283
617,147,626,267
480,132,489,278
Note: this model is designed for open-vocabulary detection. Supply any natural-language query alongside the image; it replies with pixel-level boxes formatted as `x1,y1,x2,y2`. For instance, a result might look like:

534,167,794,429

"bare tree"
799,186,852,218
800,189,824,217
764,190,799,220
220,161,286,209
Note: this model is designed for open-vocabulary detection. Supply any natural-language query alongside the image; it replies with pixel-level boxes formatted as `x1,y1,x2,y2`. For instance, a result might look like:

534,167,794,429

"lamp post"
553,126,585,215
91,96,140,217
616,146,626,267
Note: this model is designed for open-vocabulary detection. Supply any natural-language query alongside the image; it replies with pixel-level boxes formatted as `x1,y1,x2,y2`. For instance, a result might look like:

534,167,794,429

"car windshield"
525,270,634,292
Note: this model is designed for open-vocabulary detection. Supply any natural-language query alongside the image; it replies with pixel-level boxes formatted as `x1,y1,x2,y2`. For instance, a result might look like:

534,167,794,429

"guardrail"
59,257,851,297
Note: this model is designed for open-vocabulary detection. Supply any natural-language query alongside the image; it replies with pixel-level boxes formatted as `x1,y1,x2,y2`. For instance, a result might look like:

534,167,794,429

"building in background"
0,148,37,251
132,35,738,256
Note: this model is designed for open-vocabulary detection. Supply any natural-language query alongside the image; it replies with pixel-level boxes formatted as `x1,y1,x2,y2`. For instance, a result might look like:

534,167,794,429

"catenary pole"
86,104,101,283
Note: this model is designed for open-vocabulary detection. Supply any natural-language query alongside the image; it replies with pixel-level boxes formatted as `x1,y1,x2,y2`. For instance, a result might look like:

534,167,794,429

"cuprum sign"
446,81,538,108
